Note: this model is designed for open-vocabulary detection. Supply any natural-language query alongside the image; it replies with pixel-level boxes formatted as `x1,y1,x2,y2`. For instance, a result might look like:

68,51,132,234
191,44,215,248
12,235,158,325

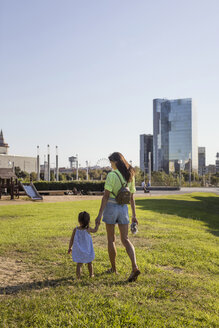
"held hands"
95,215,101,227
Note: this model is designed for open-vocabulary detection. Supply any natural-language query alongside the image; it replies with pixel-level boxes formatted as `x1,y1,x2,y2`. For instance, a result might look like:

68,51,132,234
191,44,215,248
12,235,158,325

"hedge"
33,181,105,192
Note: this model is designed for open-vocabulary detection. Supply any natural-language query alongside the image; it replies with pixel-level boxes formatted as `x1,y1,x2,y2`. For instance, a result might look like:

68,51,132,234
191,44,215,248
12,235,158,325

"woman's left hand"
132,217,138,224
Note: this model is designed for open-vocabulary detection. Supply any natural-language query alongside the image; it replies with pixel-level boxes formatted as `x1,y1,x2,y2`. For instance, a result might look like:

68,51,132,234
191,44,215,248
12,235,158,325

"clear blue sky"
1,0,219,167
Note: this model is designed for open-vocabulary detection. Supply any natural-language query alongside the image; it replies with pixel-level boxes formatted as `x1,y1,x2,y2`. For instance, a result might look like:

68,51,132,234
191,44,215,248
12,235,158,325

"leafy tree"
14,166,29,180
30,172,37,181
134,166,144,185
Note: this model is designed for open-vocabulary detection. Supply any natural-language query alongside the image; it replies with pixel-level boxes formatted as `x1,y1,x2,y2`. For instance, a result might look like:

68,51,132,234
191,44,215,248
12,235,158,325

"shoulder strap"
114,171,127,187
110,171,128,197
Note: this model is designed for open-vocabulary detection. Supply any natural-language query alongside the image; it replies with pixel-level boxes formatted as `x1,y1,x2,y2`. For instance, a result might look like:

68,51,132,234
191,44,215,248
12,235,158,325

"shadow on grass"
0,276,75,295
135,195,219,236
0,273,130,295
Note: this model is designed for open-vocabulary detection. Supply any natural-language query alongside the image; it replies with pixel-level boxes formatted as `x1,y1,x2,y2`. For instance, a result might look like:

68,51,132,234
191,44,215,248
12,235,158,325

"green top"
104,169,136,199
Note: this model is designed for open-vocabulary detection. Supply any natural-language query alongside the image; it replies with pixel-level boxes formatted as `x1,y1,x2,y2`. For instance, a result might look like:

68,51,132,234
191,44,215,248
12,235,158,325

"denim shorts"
102,198,129,225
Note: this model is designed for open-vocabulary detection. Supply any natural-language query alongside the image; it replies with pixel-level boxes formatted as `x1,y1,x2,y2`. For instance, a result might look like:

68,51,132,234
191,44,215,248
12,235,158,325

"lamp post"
47,145,50,182
37,146,40,181
56,146,59,181
86,161,89,180
148,152,151,186
189,153,191,187
144,161,146,183
76,154,79,180
178,160,182,187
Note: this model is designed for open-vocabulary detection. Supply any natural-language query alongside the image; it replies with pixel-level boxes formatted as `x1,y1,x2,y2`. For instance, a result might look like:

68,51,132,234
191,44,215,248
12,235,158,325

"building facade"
216,153,219,173
0,130,9,154
0,130,37,173
139,134,153,172
198,147,206,175
153,98,198,173
205,165,216,175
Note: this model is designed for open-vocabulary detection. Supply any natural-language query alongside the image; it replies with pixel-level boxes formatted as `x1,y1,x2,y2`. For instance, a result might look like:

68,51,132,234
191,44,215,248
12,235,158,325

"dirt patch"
156,265,184,274
0,257,36,289
0,257,74,296
0,195,102,205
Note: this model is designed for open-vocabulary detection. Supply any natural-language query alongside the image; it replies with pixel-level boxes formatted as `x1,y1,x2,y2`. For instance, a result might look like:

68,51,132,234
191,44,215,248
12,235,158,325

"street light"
76,154,79,180
56,146,59,181
143,161,146,182
178,160,182,187
86,161,89,180
189,153,191,187
37,146,40,181
47,144,50,182
148,152,152,186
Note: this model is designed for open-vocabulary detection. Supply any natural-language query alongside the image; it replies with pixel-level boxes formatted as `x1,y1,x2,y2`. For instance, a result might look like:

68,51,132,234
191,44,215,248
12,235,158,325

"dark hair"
78,211,90,229
108,152,135,182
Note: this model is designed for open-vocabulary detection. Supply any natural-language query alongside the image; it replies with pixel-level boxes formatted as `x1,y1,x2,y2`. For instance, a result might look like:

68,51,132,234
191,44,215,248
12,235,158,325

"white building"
0,130,37,174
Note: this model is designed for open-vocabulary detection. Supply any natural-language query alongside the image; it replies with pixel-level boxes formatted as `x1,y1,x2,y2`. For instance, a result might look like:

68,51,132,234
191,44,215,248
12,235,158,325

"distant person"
68,211,98,279
95,152,140,282
72,187,78,195
141,181,145,189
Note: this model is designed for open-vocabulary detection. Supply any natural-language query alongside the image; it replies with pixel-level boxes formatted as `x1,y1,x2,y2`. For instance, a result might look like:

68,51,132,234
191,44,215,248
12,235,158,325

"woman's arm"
68,228,76,253
95,190,110,226
130,193,138,224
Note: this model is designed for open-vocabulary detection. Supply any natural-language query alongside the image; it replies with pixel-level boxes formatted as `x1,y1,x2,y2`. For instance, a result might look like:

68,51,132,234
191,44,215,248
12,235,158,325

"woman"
95,152,140,282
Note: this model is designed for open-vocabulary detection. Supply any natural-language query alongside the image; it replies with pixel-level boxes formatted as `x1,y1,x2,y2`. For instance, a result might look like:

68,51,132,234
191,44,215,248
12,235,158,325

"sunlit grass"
0,193,219,327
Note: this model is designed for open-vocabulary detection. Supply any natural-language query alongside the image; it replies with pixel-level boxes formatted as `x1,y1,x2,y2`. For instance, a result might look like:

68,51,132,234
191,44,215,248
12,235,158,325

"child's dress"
72,228,95,263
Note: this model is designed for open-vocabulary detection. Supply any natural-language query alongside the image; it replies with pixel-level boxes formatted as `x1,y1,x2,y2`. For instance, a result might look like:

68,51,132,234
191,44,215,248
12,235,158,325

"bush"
33,181,105,192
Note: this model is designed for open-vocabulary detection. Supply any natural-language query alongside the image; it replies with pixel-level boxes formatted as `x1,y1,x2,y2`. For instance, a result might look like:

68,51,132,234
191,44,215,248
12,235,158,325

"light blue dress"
72,228,95,263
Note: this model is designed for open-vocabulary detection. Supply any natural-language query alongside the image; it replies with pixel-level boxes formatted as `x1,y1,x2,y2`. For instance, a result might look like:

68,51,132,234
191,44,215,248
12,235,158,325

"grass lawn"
0,193,219,327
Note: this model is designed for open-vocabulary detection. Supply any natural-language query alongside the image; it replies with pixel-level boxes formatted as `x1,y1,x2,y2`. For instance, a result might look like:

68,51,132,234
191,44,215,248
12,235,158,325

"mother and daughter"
68,152,140,282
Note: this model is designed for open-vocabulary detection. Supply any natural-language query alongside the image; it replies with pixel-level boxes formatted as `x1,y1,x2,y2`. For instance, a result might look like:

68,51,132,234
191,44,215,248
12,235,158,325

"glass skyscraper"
153,98,198,173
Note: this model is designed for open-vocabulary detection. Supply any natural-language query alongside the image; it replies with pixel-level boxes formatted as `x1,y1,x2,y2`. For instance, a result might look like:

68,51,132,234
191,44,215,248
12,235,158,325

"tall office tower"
140,134,153,172
153,98,198,173
198,147,206,175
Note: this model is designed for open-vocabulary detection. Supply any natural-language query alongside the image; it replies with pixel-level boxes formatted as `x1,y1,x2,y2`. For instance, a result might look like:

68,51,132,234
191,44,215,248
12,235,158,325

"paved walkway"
136,187,219,197
0,188,218,205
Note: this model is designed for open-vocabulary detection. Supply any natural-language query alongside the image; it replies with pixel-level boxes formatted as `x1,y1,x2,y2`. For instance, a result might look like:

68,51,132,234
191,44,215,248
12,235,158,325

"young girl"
68,211,98,279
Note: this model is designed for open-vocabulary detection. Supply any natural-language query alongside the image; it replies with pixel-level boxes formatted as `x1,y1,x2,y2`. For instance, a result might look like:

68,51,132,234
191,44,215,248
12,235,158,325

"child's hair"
78,211,90,229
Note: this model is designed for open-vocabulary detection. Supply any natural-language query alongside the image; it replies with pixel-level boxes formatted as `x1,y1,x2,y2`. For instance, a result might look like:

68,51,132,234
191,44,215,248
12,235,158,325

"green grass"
0,193,219,327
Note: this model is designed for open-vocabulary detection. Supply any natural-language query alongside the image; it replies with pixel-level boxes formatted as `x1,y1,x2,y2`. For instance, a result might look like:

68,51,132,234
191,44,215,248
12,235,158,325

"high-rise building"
205,165,216,175
153,98,198,173
139,134,153,172
198,147,206,175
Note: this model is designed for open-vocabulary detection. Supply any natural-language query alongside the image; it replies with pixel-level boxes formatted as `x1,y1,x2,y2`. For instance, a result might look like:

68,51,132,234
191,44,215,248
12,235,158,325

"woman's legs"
118,224,138,272
87,262,94,277
76,263,83,279
105,223,117,272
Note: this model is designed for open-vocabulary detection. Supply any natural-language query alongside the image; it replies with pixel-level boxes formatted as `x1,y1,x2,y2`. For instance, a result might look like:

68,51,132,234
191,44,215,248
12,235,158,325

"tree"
14,166,29,180
30,172,37,181
134,167,144,185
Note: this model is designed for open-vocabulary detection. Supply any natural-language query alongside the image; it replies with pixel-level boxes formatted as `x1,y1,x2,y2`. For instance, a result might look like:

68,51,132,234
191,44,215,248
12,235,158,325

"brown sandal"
127,269,141,282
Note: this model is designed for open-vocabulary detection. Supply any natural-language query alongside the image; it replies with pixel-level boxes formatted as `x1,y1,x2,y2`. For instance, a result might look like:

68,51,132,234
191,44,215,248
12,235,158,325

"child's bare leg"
87,262,94,277
76,263,83,279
